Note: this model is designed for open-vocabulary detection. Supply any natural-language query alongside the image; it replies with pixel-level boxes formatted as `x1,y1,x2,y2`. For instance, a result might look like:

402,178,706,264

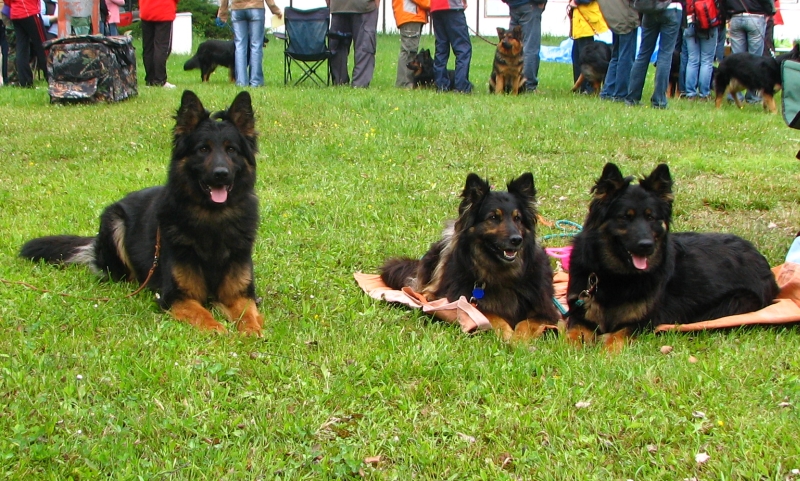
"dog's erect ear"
507,172,536,203
591,163,632,201
226,91,256,139
459,173,490,216
174,90,209,137
496,27,506,40
422,49,432,60
639,163,674,203
511,25,523,39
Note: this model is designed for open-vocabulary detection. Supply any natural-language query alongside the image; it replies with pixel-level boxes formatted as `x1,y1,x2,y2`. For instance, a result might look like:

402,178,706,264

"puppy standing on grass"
380,173,561,340
566,163,778,350
20,91,265,335
489,26,526,95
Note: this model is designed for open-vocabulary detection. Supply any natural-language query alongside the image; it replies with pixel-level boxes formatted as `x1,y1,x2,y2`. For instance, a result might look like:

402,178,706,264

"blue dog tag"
472,286,485,300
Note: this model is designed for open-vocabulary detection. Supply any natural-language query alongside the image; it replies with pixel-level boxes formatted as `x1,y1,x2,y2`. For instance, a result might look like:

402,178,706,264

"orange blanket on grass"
354,263,800,333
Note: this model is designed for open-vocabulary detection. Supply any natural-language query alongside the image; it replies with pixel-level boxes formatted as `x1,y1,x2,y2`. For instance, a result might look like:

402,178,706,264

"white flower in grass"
76,374,83,380
695,452,710,464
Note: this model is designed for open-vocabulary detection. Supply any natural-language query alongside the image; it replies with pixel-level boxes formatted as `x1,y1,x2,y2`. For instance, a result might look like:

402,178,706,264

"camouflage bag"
44,35,137,104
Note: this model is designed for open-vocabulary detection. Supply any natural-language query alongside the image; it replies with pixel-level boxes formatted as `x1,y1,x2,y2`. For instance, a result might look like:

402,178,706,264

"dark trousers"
0,22,8,84
12,15,48,87
571,35,594,92
141,20,172,86
430,9,472,92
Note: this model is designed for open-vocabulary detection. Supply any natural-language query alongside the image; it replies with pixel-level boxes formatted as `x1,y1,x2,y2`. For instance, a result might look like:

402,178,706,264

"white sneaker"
163,82,176,89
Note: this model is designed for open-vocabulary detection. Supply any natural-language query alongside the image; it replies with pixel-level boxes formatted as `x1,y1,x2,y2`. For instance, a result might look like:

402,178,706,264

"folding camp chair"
275,6,332,86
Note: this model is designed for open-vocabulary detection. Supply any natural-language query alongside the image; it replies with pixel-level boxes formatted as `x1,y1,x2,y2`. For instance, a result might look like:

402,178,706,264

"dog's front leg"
494,75,506,94
485,314,514,341
217,297,263,336
512,319,554,340
170,299,227,333
599,327,634,353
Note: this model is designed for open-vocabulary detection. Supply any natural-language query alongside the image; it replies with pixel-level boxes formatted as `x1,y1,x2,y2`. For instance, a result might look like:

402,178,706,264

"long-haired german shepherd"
489,26,526,95
714,43,800,113
380,173,560,339
571,40,611,94
20,90,264,335
406,48,454,89
566,163,778,350
183,39,236,83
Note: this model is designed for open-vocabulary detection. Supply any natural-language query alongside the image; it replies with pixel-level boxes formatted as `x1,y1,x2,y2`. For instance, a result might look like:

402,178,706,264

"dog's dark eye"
645,213,655,221
513,214,522,223
198,146,210,154
488,213,500,221
226,146,237,155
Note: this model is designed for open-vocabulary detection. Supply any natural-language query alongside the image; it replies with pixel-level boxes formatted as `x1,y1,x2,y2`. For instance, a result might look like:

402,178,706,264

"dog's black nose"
637,239,654,252
509,235,523,247
213,167,230,182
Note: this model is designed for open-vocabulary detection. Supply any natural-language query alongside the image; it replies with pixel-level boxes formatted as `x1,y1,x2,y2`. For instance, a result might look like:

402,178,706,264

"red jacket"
8,0,41,20
140,0,178,22
429,0,465,12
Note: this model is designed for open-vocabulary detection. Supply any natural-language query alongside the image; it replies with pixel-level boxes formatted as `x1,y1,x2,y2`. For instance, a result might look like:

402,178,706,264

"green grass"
1,33,800,479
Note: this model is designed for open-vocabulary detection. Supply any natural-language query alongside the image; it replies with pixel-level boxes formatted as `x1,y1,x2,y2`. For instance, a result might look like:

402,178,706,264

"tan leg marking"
170,299,226,333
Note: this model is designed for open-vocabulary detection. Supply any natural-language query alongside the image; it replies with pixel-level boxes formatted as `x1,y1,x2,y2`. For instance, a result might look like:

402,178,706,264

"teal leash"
541,219,583,318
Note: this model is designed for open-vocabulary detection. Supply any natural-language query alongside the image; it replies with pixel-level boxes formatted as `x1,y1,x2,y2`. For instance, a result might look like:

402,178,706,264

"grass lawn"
1,33,800,479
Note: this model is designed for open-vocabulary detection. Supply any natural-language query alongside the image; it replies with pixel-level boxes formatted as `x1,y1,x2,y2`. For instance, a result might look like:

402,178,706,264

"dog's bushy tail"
183,56,200,71
380,257,420,290
20,235,96,267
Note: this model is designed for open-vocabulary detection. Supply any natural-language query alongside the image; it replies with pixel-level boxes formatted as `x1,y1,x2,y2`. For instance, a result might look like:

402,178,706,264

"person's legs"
431,10,451,91
447,9,472,92
697,28,717,98
715,23,726,62
396,22,422,88
684,24,700,98
678,32,687,94
510,2,542,91
151,21,172,86
246,8,265,86
600,33,620,99
231,9,250,86
626,15,659,105
351,7,378,87
728,15,747,54
743,15,766,102
613,28,637,100
141,20,155,85
329,13,353,85
650,8,681,108
13,15,48,86
0,23,8,84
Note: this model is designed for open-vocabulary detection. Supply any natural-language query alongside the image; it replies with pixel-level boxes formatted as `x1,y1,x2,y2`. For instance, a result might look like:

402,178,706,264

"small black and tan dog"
21,91,265,335
566,163,778,350
406,48,455,89
490,26,526,95
183,39,236,83
380,173,560,340
571,40,611,94
714,43,800,113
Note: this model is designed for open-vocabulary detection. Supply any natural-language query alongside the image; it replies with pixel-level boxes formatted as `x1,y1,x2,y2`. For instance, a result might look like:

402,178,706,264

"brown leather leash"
2,228,162,302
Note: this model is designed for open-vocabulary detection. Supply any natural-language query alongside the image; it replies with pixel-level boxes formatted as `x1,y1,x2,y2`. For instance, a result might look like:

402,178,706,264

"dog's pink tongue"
632,255,648,270
210,187,228,203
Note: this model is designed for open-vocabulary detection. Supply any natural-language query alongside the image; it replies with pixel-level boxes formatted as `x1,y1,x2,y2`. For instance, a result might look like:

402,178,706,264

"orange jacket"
392,0,429,26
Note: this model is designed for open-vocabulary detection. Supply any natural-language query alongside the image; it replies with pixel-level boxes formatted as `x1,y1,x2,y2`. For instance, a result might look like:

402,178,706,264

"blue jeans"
684,24,717,98
714,24,726,62
600,29,637,100
431,9,472,92
729,14,766,102
231,8,265,87
625,7,681,108
509,2,544,91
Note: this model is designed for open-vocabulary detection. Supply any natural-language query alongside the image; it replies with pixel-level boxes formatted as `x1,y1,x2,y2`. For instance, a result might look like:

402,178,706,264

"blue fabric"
684,23,717,98
625,7,681,108
231,7,266,87
431,9,472,92
600,29,637,100
509,1,543,90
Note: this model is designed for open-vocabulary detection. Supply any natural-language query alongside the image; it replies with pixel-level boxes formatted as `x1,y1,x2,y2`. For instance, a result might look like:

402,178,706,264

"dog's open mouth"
501,249,518,262
200,182,233,204
629,252,648,270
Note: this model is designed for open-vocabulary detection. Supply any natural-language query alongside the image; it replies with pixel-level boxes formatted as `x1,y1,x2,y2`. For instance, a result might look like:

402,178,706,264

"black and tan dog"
714,43,800,113
566,163,778,350
20,91,264,335
490,26,526,95
406,48,455,89
571,41,611,94
183,39,236,82
380,173,560,340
